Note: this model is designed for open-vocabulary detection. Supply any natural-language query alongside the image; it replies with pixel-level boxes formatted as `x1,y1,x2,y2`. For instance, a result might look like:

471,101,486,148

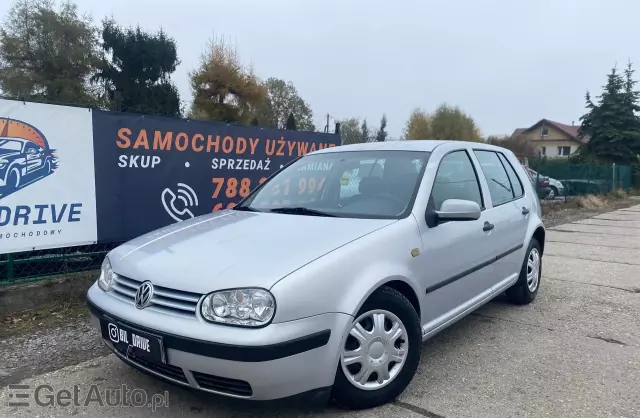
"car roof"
310,139,511,155
0,136,27,143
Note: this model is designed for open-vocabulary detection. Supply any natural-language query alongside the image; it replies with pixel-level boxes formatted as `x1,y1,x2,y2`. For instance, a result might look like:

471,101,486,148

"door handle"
522,207,530,215
483,221,494,232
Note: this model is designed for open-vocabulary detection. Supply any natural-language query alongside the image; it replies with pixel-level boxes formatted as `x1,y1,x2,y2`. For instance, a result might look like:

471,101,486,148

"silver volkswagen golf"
87,140,544,409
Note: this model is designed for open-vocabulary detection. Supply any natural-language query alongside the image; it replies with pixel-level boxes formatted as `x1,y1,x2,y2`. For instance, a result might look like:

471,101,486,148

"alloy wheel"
527,248,540,292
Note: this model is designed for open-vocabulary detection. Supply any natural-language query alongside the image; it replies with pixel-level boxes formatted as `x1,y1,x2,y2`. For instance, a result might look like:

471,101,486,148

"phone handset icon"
161,183,199,222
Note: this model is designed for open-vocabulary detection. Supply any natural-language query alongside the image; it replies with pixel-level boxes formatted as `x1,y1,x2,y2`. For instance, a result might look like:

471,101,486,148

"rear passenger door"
472,150,529,287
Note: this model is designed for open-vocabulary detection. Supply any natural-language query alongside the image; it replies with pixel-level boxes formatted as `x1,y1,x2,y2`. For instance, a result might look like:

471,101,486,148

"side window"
497,153,524,198
431,151,483,211
473,150,514,206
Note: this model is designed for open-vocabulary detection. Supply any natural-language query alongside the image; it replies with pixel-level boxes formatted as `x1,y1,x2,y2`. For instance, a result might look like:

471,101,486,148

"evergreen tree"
375,114,388,142
622,61,640,157
361,119,370,142
578,66,637,164
94,19,181,116
285,113,297,130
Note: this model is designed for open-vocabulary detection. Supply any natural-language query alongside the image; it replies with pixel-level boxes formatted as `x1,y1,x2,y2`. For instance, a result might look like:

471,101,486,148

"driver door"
416,149,498,337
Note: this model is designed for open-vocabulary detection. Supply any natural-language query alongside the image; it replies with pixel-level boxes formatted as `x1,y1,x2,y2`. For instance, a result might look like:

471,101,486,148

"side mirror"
435,199,481,221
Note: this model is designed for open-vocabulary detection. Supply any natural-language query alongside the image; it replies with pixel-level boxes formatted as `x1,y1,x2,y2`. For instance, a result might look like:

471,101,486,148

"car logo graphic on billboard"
0,118,58,200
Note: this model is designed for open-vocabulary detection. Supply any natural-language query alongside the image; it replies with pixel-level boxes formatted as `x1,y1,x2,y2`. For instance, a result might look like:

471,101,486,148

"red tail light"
541,181,549,187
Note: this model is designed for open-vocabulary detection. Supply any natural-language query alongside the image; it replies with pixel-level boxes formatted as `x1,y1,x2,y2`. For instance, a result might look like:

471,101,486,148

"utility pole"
324,113,330,133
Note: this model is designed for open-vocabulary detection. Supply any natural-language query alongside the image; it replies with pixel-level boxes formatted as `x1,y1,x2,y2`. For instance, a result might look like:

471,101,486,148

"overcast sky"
2,0,638,137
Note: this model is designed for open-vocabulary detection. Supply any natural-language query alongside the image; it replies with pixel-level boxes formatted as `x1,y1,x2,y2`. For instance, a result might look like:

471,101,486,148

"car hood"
109,210,396,294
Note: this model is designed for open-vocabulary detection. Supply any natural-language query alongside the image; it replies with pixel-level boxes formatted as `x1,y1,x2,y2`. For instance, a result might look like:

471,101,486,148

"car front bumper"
86,284,352,401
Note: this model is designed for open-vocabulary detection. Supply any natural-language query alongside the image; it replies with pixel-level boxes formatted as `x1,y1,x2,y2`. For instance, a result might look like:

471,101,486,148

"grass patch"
575,194,608,210
541,189,638,227
0,299,89,339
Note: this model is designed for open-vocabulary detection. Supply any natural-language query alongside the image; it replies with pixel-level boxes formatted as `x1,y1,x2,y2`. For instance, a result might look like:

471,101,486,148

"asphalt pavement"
2,206,640,418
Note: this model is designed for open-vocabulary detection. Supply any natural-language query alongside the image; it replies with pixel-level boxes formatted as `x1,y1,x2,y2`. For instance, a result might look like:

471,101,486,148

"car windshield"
0,139,22,152
236,150,430,219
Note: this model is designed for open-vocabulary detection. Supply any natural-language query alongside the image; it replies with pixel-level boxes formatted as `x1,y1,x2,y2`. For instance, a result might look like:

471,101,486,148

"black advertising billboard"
92,110,340,243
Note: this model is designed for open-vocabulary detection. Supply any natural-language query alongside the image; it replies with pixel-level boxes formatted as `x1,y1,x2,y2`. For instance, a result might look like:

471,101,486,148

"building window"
541,146,546,156
541,127,549,137
557,146,571,156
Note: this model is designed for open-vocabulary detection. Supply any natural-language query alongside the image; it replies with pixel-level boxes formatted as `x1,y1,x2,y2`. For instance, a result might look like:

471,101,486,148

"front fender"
269,218,423,323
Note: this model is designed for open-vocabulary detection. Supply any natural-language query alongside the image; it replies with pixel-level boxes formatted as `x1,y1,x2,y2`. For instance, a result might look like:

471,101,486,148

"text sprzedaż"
211,158,270,171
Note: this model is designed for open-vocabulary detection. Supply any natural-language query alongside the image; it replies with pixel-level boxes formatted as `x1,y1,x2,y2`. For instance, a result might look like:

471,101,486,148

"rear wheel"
547,186,557,200
332,286,421,410
506,238,542,305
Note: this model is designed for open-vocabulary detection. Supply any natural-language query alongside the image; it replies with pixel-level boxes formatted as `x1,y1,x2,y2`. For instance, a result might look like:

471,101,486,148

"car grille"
192,371,253,397
110,274,202,318
114,345,188,384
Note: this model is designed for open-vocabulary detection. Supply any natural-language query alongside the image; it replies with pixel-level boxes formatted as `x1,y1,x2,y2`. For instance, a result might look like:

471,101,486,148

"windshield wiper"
269,207,337,217
233,205,261,212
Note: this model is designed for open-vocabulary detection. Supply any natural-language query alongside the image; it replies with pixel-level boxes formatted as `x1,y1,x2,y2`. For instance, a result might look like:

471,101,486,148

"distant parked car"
523,167,551,199
524,167,564,199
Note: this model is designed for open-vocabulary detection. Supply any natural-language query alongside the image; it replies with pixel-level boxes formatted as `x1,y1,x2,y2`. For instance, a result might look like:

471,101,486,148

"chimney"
572,121,574,126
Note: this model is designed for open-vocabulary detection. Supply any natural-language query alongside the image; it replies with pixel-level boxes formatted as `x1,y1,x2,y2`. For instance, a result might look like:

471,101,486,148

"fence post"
612,163,616,192
7,254,14,282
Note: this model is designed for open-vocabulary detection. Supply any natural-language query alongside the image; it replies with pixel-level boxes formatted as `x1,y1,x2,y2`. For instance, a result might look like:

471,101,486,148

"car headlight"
201,288,276,327
98,256,115,291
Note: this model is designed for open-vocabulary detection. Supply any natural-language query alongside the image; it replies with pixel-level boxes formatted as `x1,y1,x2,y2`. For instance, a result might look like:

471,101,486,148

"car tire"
506,238,542,305
331,286,421,410
547,187,557,200
7,168,20,191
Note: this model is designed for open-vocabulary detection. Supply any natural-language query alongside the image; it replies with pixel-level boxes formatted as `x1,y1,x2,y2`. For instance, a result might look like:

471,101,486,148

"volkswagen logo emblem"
135,281,154,309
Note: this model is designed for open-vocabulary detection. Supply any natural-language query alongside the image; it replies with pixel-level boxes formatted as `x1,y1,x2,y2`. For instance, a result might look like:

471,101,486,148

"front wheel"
506,238,542,305
6,168,21,191
331,286,421,410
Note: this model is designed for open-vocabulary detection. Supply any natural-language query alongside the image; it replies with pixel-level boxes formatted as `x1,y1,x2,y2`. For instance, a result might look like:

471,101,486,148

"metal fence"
526,158,634,199
1,158,636,285
0,242,122,285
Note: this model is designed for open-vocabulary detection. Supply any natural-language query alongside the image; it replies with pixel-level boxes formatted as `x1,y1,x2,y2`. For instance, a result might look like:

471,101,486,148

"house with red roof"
511,119,590,158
